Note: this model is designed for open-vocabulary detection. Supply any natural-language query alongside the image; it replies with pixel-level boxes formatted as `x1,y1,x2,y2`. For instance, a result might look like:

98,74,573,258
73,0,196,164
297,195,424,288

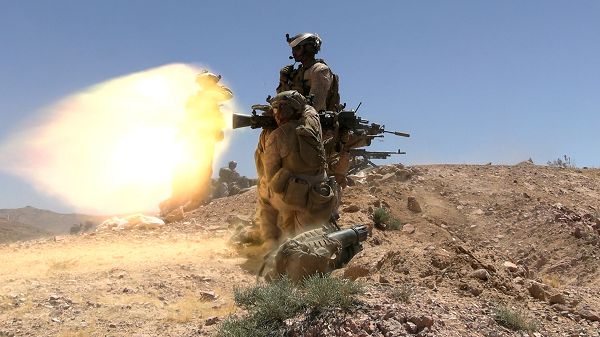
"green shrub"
390,283,414,303
302,274,363,310
216,316,283,337
494,304,538,331
217,275,363,337
373,207,391,225
234,276,301,323
387,218,404,230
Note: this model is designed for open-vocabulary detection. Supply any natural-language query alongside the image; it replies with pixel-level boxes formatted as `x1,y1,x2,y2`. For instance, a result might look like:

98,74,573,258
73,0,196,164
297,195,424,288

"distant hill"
0,206,107,235
0,218,52,244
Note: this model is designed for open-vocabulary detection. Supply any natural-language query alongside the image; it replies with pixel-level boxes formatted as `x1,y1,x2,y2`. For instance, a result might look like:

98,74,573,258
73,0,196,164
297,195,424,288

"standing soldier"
276,33,356,188
160,72,232,216
277,33,340,112
254,33,340,246
260,91,336,248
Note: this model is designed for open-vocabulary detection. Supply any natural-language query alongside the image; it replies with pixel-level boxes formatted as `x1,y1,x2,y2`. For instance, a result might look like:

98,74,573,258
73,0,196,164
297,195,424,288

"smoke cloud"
0,64,234,214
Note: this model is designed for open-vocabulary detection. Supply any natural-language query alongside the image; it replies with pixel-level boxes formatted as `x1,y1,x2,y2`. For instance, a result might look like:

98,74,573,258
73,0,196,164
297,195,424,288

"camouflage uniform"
255,129,280,241
262,94,335,240
277,59,336,112
161,72,231,215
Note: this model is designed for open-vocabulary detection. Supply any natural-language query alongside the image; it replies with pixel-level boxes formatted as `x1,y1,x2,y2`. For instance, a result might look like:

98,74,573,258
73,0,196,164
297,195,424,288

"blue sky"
1,1,599,213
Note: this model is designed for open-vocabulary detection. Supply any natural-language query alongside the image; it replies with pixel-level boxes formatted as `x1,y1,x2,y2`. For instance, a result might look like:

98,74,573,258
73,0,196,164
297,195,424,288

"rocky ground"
1,163,599,337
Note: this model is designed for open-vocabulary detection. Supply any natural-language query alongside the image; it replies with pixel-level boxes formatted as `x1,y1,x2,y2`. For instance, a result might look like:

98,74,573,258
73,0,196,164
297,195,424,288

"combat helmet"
286,33,322,53
228,161,237,170
195,71,221,85
195,70,233,100
269,90,306,121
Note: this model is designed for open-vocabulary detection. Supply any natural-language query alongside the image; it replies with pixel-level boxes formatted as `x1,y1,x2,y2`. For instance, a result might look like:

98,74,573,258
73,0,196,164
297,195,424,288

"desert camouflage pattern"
261,104,335,240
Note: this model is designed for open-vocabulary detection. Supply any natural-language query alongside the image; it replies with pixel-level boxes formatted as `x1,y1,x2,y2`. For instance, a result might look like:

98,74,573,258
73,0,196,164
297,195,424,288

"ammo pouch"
283,177,310,209
270,168,292,194
308,181,334,212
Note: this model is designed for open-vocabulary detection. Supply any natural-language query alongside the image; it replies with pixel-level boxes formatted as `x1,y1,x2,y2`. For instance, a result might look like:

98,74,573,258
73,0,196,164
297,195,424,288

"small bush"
218,275,362,337
302,274,363,310
373,207,391,225
547,155,575,169
373,207,403,230
234,276,301,323
216,316,283,337
387,218,404,230
494,304,538,331
391,283,414,303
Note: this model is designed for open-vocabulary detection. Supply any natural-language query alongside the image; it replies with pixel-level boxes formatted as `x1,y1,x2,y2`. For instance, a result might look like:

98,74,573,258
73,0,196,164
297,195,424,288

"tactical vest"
288,59,341,112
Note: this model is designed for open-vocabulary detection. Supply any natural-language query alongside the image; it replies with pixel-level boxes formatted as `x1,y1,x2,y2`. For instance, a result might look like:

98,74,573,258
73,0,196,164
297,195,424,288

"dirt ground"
1,163,599,337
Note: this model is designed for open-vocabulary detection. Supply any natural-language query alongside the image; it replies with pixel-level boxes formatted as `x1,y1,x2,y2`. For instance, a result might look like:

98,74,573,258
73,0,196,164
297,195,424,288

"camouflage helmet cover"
228,161,237,170
195,71,221,85
286,33,322,53
269,90,306,120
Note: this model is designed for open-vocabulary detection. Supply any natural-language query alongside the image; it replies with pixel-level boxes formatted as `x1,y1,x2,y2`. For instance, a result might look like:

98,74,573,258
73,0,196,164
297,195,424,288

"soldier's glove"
279,65,294,81
251,104,274,117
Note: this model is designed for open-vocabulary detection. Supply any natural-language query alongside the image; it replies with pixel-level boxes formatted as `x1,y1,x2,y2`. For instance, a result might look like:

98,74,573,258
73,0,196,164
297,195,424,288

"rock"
503,261,519,272
402,223,415,234
381,173,396,182
577,308,600,322
395,169,412,181
199,291,218,301
366,174,383,182
548,293,566,305
407,196,422,213
472,209,484,215
343,205,360,213
528,282,547,301
164,208,184,224
470,269,490,281
344,263,371,280
408,315,434,331
379,275,390,284
204,316,220,326
404,322,418,334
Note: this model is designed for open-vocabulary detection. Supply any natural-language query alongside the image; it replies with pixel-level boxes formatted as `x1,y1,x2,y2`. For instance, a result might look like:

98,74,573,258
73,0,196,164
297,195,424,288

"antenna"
354,102,362,113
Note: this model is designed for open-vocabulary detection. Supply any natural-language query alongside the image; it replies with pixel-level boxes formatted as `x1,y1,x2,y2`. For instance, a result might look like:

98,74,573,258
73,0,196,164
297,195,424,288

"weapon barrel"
232,113,277,130
385,130,410,137
327,225,368,248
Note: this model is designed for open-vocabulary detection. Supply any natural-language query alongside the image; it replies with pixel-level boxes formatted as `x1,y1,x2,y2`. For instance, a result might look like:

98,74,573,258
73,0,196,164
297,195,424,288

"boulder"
402,223,416,234
503,261,519,273
343,205,361,213
548,293,566,305
470,269,490,281
407,196,422,213
528,281,547,301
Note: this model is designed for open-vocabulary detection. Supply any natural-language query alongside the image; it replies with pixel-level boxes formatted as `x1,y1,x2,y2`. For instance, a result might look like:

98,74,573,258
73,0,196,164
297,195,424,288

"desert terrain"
1,163,599,337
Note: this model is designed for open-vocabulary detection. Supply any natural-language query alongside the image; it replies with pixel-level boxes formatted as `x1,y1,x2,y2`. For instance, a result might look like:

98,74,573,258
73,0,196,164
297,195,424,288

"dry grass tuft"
47,258,79,273
494,303,538,331
541,274,562,289
390,283,414,303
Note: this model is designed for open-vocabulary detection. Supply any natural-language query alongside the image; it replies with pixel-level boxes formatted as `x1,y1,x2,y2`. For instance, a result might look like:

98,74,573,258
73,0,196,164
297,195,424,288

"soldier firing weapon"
348,149,406,174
